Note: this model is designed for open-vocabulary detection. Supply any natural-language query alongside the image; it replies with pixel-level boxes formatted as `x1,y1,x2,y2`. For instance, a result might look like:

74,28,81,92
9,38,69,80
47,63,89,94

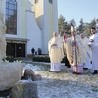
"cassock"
48,36,64,71
89,33,98,70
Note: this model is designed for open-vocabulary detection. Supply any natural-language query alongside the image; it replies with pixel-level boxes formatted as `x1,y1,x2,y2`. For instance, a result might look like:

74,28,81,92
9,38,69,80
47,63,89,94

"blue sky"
58,0,98,26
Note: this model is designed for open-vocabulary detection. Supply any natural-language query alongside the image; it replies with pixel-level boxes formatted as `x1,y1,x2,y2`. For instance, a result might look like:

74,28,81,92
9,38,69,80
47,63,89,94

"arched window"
6,0,17,34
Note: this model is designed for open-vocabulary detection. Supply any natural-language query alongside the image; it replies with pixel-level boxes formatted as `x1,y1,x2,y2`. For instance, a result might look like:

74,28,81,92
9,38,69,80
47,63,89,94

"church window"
35,0,38,3
6,0,17,34
49,0,53,4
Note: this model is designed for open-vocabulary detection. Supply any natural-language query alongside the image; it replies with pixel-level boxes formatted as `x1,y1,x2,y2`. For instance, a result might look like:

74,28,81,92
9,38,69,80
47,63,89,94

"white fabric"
76,35,86,64
64,35,85,66
50,63,61,71
82,37,92,69
64,35,85,73
64,38,72,65
48,36,64,71
71,64,83,73
89,33,98,70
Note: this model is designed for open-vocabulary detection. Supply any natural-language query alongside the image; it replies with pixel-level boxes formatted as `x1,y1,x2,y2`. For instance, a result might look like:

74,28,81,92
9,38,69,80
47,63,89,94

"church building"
1,0,58,57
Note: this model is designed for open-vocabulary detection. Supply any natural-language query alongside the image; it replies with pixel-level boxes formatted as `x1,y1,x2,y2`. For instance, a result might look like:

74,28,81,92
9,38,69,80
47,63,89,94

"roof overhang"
6,37,30,43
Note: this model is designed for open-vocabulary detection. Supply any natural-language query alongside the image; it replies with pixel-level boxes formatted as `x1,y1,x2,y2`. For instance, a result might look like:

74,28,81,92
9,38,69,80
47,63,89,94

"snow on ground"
25,63,98,98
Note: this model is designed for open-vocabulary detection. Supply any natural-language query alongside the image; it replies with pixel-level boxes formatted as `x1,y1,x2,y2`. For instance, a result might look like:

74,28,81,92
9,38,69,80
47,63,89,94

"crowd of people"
48,27,98,74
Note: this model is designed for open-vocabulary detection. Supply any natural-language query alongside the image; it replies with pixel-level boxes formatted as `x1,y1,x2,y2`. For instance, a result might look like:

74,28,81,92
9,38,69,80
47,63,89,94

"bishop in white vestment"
64,33,85,74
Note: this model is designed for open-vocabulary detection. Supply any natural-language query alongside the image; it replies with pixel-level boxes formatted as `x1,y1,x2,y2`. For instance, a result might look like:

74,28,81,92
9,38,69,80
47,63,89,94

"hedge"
32,55,50,62
32,55,68,63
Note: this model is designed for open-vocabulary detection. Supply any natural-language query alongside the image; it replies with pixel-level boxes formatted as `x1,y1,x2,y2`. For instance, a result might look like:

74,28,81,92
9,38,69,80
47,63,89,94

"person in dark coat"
31,47,35,55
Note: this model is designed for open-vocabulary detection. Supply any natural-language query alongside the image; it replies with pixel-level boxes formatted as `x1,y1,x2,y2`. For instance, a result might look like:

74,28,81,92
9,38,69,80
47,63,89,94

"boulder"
9,80,38,98
22,69,42,81
0,62,24,91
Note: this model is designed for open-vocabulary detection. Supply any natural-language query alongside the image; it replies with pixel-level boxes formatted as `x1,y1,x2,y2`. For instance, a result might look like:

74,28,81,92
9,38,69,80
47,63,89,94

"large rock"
22,69,42,81
9,80,38,98
22,69,35,80
0,12,6,61
0,3,24,93
0,62,24,91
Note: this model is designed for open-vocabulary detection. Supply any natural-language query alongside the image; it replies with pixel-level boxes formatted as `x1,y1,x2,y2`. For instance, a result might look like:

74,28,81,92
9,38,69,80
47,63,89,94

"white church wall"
26,0,33,12
43,0,58,54
28,0,35,12
34,0,44,30
26,10,41,55
31,0,58,54
34,0,45,54
43,0,53,54
53,0,58,32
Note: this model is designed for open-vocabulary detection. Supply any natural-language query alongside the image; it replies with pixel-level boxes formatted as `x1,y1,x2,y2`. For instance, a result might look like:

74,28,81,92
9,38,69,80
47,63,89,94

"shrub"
2,56,17,62
32,55,68,63
32,55,50,63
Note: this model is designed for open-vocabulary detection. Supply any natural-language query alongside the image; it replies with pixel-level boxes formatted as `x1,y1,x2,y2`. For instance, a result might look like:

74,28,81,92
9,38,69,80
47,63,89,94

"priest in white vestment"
48,32,64,71
80,33,92,69
88,27,98,74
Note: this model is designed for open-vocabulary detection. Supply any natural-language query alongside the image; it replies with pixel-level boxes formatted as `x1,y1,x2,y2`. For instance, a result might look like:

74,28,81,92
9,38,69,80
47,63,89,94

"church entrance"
6,43,25,57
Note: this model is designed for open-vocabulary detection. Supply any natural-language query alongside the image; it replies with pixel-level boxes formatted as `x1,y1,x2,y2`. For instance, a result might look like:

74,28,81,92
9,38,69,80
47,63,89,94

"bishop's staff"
70,19,77,67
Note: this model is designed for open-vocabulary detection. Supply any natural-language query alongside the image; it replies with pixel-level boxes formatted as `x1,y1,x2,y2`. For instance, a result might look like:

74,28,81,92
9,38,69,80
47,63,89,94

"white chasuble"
48,36,64,71
89,33,98,70
64,36,85,67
